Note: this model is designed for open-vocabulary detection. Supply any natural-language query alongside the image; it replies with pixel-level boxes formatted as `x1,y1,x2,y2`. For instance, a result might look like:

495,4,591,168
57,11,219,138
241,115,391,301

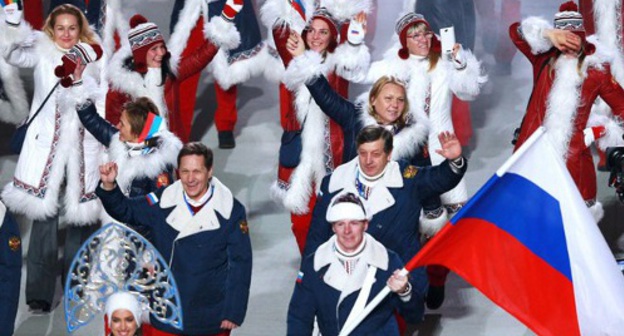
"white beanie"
105,292,143,327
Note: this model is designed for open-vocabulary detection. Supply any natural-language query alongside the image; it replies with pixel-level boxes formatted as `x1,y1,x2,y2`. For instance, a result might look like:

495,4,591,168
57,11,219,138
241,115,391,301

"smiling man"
303,125,466,324
96,142,252,336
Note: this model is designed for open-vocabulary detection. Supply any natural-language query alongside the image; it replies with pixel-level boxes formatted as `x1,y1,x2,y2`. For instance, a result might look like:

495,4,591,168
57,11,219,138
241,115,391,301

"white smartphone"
440,26,456,54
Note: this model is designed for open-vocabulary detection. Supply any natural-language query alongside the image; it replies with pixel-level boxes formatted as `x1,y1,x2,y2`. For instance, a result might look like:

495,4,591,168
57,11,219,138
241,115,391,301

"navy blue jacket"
0,202,21,336
78,103,175,197
304,159,466,322
288,245,406,335
96,180,252,335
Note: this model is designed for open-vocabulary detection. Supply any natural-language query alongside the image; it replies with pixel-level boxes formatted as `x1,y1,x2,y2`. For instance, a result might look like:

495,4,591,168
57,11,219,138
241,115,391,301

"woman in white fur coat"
261,1,372,254
0,4,105,312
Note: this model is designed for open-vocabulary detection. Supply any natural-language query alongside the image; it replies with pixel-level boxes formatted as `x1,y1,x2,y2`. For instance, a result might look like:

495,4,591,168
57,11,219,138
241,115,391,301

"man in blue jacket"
0,201,21,336
96,142,252,335
303,125,467,323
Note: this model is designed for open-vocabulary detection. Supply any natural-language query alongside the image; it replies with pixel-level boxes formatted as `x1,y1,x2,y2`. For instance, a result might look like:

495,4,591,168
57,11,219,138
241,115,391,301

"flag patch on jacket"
296,271,304,283
146,192,159,205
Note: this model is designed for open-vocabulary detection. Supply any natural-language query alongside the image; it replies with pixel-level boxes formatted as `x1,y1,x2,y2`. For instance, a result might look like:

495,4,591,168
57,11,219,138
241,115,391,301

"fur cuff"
520,16,553,55
419,207,448,237
0,59,29,124
57,76,101,114
332,43,371,83
0,18,32,54
210,43,267,89
260,0,314,33
263,46,286,83
282,50,325,90
448,49,488,101
204,16,241,51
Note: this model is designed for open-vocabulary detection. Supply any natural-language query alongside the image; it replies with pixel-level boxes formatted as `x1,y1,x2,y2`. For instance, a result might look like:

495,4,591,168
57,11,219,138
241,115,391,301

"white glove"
3,3,22,26
583,126,606,148
347,19,366,46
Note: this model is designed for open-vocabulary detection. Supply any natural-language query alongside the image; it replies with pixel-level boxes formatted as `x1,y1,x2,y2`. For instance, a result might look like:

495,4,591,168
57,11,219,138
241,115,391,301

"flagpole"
338,268,409,336
496,127,545,176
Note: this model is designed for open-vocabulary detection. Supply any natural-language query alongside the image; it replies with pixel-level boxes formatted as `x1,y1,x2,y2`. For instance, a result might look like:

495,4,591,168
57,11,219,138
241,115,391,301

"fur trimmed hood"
109,130,182,194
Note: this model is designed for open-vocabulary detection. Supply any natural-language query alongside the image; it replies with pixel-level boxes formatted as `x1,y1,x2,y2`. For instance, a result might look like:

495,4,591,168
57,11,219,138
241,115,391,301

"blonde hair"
43,4,97,45
368,76,410,129
407,23,440,71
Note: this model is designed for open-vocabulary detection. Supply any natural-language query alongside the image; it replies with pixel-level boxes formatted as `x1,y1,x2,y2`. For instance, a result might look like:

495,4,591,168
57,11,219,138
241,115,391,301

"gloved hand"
55,42,103,87
583,126,606,148
3,3,22,26
347,19,365,45
221,0,244,22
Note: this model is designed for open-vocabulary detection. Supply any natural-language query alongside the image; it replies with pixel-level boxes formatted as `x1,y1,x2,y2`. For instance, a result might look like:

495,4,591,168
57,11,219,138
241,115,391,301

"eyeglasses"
407,32,433,41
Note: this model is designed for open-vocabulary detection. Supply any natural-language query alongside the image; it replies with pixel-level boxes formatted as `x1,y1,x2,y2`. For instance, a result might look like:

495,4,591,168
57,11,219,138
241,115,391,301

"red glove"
583,125,606,148
55,43,103,87
221,0,244,22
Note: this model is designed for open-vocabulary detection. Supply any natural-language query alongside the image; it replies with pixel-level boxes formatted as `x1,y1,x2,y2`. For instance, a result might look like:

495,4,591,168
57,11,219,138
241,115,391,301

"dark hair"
177,142,213,170
331,192,367,214
302,18,338,54
123,97,160,137
356,125,393,154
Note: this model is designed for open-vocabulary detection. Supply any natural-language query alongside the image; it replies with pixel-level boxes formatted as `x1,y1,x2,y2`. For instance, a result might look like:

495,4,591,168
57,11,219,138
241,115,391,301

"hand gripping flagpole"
339,128,549,335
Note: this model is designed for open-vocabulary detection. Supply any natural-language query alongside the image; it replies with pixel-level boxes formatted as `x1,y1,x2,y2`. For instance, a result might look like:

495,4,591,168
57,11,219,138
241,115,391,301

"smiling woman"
0,3,104,314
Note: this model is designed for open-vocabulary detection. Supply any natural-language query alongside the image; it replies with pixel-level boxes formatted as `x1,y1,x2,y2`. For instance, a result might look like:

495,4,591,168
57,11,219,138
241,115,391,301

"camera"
605,147,624,203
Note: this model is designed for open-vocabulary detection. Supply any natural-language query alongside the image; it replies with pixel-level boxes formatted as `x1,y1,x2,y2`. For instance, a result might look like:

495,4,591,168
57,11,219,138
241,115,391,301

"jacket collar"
160,177,234,240
313,233,389,300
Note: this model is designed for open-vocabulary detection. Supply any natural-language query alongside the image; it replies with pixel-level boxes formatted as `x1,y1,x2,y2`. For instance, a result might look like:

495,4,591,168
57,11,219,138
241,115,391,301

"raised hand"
99,162,119,190
544,28,581,54
435,131,462,160
347,12,367,46
221,0,244,22
2,2,22,26
286,30,305,57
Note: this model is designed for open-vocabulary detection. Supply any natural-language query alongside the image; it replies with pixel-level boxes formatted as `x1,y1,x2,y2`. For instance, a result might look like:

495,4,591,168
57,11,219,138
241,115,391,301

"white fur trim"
331,43,371,83
592,0,624,84
419,207,448,237
101,0,130,58
260,0,315,33
543,57,583,161
282,50,326,90
0,57,29,124
109,130,182,194
446,48,487,101
0,18,33,55
321,0,373,21
209,42,268,89
168,0,205,75
57,76,101,112
589,201,604,223
204,16,241,51
263,47,286,82
520,16,554,55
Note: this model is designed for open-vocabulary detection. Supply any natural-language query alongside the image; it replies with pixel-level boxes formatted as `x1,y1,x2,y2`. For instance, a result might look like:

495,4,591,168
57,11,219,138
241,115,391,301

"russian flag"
290,0,306,22
406,127,624,335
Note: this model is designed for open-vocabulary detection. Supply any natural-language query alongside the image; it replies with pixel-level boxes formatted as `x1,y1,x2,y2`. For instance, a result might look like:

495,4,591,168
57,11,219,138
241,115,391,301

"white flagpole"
338,268,409,336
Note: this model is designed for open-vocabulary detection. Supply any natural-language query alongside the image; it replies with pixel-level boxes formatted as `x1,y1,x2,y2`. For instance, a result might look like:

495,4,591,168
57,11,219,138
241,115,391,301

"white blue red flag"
405,127,624,335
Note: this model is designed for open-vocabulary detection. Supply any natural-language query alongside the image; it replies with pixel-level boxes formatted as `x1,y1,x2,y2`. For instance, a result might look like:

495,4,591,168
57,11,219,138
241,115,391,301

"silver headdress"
64,223,183,333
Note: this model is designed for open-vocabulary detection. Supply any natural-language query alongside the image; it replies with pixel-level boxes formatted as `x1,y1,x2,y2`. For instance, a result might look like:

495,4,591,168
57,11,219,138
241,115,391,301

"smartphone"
440,26,456,54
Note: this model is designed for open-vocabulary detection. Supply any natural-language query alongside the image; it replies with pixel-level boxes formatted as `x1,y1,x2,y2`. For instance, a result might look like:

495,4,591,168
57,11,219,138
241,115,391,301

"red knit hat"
302,8,339,53
128,14,166,74
395,12,441,60
554,1,595,55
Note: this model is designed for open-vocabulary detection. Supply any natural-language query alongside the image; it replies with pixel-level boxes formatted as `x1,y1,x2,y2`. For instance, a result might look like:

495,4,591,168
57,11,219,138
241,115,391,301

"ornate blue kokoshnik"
64,223,184,333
